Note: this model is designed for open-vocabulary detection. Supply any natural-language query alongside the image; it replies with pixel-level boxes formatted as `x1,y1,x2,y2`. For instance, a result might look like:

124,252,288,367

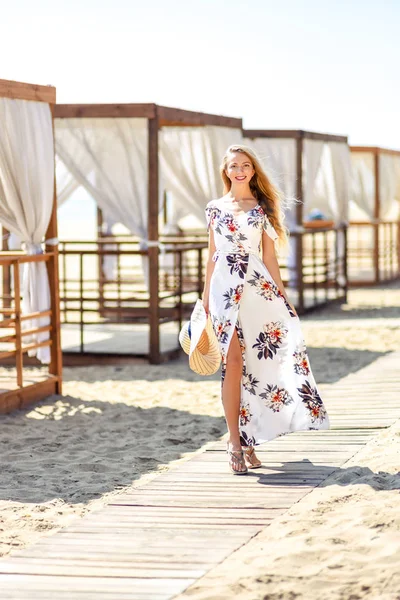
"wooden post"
148,112,160,363
163,190,168,226
46,104,63,394
13,260,23,389
374,150,380,284
97,207,105,315
296,134,305,314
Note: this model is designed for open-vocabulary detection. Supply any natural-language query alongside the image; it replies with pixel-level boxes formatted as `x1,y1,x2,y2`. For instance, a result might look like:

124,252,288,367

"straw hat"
179,300,221,376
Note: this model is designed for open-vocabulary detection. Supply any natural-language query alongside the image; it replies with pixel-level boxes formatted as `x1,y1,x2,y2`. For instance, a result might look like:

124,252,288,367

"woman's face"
225,152,255,185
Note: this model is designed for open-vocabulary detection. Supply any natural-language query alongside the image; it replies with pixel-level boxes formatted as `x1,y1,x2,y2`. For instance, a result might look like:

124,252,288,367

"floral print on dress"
260,384,294,412
240,430,256,448
242,373,259,396
252,321,288,360
297,381,327,424
248,269,281,301
293,346,310,376
205,199,330,445
240,400,253,425
226,253,249,279
223,284,244,310
212,315,232,344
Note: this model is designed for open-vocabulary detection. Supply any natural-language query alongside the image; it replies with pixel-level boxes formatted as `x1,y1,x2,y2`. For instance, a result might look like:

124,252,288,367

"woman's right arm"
202,227,216,314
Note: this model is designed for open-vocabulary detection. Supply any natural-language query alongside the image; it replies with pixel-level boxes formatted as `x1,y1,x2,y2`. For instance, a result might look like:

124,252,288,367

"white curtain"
55,118,151,242
303,140,325,219
160,126,243,225
328,142,351,224
350,151,375,220
56,155,81,206
0,98,55,363
304,140,350,225
379,153,400,219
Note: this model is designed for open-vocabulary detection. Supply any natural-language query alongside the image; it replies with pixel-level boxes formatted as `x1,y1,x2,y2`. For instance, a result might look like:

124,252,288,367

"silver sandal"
226,442,248,475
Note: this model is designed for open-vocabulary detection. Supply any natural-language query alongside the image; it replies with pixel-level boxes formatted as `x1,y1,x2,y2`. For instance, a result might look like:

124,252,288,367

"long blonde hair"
220,144,287,245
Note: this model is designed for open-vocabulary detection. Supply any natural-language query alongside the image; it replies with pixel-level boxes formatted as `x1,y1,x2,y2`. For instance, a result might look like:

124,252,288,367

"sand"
0,282,399,585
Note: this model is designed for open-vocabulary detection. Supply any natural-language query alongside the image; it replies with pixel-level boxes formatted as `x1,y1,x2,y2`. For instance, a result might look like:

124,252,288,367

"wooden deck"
0,351,399,599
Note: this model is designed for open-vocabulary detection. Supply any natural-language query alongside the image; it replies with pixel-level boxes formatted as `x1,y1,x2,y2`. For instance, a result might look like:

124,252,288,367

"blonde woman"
202,145,329,475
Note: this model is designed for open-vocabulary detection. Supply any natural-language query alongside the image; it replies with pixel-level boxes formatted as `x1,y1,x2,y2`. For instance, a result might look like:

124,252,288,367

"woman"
202,145,330,475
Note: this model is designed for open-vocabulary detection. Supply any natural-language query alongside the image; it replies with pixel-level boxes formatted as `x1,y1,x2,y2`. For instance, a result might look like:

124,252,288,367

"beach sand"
175,419,400,600
0,282,399,577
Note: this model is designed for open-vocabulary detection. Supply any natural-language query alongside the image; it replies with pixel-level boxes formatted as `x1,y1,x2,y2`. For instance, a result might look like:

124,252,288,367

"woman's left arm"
262,231,297,316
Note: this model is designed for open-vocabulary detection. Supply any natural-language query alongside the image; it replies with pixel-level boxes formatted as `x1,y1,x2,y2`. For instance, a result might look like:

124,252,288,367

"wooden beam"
55,103,157,119
350,145,400,157
244,129,347,143
157,105,242,128
0,78,56,103
0,378,60,414
148,115,160,364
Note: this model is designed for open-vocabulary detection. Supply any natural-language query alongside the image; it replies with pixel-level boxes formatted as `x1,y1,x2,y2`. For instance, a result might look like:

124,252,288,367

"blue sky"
2,0,399,147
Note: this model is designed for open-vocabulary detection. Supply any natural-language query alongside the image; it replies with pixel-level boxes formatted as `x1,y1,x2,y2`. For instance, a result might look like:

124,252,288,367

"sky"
1,0,399,148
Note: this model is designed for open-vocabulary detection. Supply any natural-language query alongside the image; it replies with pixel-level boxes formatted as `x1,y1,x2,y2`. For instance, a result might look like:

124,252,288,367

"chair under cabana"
243,129,351,313
54,104,243,364
0,78,62,413
348,146,400,285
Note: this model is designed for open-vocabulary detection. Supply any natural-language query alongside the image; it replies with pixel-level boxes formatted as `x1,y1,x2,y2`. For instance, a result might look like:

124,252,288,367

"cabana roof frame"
0,78,56,104
55,103,243,129
55,102,242,363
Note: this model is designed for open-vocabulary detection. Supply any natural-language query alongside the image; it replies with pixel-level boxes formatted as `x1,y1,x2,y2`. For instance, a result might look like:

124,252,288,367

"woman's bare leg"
222,328,246,472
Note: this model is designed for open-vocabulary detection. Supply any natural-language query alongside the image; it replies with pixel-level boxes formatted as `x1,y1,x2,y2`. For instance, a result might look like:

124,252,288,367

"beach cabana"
0,78,61,413
349,146,400,285
243,129,351,313
54,104,243,364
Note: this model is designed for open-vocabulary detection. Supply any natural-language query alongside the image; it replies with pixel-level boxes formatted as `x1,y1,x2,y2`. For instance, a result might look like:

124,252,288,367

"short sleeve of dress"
263,214,279,242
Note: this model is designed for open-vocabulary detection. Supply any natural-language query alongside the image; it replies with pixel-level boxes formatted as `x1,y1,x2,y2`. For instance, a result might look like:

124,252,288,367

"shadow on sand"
0,396,226,505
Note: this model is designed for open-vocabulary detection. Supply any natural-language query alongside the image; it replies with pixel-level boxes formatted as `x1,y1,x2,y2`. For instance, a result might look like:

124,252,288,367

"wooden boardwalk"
0,351,399,599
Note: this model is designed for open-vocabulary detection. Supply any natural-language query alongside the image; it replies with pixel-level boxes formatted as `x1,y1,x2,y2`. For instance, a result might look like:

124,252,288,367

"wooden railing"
348,220,400,285
58,239,208,360
293,224,348,313
0,253,62,413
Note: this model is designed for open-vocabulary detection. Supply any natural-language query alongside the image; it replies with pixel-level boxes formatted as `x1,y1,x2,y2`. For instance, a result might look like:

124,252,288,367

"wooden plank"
0,574,193,594
0,378,59,414
0,78,56,103
0,560,206,579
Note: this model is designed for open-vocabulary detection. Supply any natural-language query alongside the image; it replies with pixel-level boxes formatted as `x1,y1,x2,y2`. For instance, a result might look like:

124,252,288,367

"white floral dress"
205,200,330,446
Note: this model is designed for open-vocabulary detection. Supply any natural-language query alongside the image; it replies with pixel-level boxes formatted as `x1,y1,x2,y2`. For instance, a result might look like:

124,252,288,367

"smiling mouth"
236,176,246,180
